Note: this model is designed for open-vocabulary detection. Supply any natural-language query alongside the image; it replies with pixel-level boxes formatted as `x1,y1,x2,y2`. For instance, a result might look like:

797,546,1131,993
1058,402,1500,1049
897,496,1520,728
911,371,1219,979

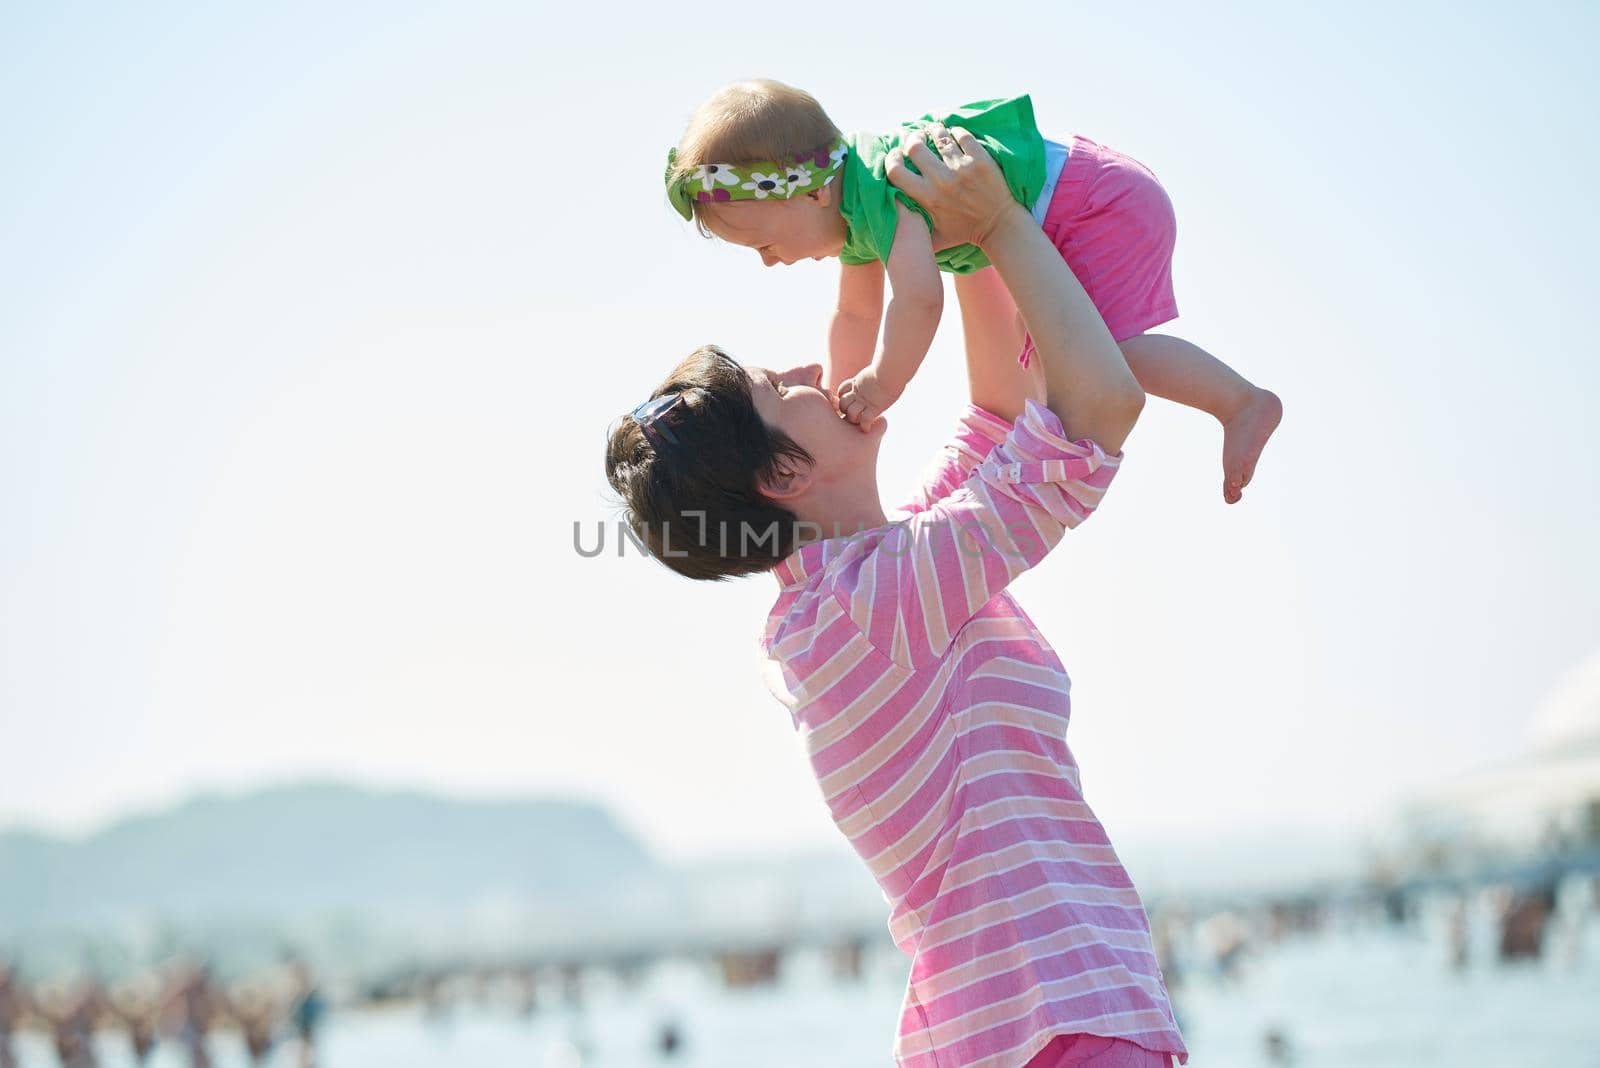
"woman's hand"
892,124,1142,451
885,124,1020,250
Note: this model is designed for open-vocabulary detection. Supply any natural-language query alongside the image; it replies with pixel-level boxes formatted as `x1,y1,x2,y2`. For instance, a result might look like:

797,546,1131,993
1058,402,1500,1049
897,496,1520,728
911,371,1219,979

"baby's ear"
809,184,838,209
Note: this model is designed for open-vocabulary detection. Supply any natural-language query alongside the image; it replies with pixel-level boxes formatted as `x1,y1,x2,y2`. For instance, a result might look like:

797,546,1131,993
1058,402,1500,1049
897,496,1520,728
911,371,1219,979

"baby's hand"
836,364,903,430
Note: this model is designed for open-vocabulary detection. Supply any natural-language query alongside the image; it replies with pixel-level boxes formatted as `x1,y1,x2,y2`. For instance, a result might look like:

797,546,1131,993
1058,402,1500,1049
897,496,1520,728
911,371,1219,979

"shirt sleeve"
834,399,1119,670
897,404,1014,515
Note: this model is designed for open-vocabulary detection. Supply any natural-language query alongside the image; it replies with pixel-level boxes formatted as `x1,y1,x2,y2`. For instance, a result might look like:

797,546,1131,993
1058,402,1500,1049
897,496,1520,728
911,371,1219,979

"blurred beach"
5,872,1599,1067
6,666,1599,1067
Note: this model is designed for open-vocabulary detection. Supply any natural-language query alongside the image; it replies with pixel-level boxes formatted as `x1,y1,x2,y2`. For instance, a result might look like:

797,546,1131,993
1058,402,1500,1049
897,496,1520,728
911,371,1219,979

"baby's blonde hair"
671,79,841,236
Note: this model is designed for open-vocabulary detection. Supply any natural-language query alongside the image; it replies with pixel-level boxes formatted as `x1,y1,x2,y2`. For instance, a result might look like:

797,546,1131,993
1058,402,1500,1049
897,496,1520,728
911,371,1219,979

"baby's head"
668,80,848,267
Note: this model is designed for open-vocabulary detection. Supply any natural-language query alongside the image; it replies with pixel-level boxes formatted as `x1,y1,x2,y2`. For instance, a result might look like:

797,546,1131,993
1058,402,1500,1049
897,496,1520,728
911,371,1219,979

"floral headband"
665,140,848,221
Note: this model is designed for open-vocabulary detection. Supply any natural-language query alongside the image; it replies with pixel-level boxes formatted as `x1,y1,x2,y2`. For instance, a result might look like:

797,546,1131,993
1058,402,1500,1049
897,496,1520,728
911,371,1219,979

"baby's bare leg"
1118,333,1282,504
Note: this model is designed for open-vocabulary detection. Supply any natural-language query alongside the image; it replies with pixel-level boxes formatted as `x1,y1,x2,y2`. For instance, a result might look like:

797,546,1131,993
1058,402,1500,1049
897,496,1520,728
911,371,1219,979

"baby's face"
701,190,847,267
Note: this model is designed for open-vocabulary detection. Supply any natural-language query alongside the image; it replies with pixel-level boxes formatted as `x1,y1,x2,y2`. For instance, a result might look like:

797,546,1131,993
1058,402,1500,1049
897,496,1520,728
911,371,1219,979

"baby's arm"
836,202,943,427
826,262,884,390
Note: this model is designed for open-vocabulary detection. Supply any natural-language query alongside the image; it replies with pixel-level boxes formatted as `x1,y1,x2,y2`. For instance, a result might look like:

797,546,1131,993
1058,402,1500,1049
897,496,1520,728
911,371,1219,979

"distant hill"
0,783,655,928
0,782,1379,958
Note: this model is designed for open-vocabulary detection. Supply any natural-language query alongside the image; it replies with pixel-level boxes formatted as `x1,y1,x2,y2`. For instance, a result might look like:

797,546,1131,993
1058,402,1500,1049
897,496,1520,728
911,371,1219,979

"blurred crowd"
1145,870,1599,1065
0,958,323,1068
1,871,1593,1068
1166,867,1595,984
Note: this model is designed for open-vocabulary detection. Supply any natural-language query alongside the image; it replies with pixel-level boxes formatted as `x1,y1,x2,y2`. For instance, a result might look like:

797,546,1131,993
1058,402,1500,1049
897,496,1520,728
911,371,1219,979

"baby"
666,80,1282,503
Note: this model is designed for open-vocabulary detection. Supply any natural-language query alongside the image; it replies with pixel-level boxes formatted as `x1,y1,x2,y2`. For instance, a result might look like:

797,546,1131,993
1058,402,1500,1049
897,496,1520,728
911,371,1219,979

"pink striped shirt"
760,400,1187,1067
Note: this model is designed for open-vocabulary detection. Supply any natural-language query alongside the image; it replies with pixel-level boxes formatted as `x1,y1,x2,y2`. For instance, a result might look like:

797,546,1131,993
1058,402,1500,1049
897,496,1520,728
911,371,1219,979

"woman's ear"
757,459,813,501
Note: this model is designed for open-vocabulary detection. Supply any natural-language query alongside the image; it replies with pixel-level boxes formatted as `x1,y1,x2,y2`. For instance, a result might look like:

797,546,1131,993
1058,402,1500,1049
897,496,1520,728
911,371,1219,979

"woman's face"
747,361,884,481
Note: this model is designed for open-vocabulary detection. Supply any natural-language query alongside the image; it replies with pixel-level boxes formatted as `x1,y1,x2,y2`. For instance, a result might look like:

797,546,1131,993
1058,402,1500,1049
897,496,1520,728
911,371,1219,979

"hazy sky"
3,2,1596,860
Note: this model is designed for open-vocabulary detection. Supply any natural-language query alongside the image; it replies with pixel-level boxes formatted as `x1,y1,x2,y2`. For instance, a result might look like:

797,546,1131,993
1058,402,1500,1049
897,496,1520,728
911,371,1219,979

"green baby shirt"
838,95,1047,275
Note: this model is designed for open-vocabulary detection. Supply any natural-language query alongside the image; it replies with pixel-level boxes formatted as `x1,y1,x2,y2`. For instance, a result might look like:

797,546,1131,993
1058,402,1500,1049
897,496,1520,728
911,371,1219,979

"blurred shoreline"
3,771,1599,1065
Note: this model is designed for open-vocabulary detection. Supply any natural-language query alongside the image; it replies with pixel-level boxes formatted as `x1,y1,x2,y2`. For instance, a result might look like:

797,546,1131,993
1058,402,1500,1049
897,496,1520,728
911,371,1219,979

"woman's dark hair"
605,345,813,581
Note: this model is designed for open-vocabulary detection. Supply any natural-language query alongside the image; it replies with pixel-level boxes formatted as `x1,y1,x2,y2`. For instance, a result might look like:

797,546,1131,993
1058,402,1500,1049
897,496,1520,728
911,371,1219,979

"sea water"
14,921,1600,1067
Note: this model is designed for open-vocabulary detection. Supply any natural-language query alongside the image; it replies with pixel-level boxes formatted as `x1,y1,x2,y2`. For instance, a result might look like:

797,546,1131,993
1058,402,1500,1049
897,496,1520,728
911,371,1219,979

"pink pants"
1018,134,1180,367
1022,1033,1175,1067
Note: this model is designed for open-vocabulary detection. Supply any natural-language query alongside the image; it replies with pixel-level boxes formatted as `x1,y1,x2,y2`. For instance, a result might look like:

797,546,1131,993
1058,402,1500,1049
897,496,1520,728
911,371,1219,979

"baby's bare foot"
1221,388,1282,504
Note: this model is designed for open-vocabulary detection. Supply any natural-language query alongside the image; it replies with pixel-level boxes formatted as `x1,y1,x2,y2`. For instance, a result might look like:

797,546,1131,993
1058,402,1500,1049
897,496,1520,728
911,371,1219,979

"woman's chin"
840,414,887,438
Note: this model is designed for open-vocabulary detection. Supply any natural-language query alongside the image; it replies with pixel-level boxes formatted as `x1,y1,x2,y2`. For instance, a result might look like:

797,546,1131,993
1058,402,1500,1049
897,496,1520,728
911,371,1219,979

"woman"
606,127,1186,1067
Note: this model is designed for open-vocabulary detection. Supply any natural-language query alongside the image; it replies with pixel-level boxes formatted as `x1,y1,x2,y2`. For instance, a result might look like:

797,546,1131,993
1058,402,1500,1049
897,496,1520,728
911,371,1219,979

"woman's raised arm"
887,127,1144,452
952,266,1041,424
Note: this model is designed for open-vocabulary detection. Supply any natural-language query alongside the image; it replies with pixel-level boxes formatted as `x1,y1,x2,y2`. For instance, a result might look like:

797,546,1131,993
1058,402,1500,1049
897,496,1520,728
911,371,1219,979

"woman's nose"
782,363,823,387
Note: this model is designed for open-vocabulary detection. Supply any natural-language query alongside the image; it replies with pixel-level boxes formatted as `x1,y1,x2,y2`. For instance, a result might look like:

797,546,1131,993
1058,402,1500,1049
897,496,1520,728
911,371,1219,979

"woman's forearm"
979,206,1144,451
953,267,1038,423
